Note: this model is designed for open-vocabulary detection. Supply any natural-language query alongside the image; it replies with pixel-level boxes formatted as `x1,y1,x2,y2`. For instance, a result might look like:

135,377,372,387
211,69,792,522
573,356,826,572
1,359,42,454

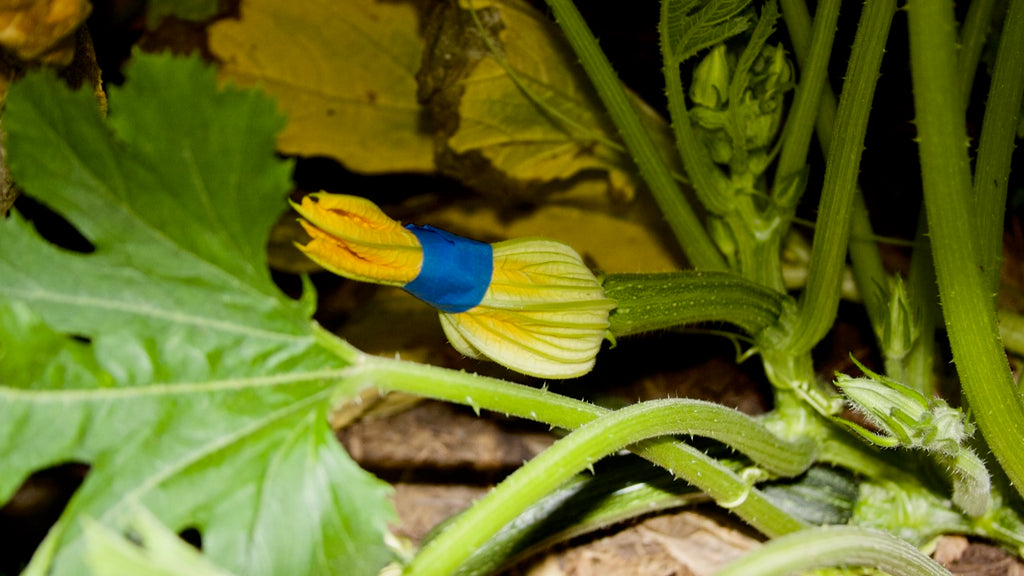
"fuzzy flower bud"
834,359,972,455
876,275,918,362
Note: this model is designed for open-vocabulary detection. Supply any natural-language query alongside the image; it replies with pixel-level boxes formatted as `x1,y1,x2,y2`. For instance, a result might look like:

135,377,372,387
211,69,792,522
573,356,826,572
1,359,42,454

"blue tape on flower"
403,225,493,313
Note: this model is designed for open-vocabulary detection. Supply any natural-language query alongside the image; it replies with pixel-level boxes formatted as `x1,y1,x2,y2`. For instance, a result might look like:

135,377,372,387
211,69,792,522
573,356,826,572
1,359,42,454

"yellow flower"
293,193,615,379
291,193,421,285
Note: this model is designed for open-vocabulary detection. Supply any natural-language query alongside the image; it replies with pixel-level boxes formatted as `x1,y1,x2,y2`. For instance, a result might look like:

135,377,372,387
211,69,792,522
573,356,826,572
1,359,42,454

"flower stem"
316,323,811,538
402,399,813,576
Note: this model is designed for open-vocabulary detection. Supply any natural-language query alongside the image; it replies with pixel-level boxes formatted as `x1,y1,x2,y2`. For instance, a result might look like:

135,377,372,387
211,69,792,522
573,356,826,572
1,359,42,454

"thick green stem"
907,0,1024,498
715,526,952,576
780,0,890,335
403,399,814,576
343,349,811,538
973,0,1024,294
781,0,897,355
542,0,725,270
603,271,785,336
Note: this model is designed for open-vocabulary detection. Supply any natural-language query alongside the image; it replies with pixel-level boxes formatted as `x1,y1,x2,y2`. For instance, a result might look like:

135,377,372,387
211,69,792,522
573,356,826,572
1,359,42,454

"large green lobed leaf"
0,51,394,576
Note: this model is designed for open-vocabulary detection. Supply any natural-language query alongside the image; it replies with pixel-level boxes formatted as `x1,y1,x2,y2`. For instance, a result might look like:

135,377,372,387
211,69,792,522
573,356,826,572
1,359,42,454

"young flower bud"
690,44,731,109
876,275,918,362
834,359,973,455
293,193,615,379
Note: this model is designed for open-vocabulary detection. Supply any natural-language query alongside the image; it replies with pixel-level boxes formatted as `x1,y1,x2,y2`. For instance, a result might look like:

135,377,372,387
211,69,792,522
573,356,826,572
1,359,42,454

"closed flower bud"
691,44,731,109
293,193,615,379
877,275,918,362
834,359,972,454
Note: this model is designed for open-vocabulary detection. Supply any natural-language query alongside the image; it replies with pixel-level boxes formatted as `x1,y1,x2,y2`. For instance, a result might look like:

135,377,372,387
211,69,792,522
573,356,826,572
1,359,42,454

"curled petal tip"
293,193,422,285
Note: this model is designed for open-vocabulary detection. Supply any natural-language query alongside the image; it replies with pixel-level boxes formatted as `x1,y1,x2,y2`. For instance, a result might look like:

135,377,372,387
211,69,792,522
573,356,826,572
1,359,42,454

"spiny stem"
780,0,897,355
403,399,814,576
340,349,812,537
715,526,952,576
907,0,1024,499
603,271,785,336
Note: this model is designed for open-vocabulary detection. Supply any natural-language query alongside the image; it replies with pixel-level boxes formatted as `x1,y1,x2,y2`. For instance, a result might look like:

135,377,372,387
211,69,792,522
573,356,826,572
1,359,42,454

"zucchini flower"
292,193,615,379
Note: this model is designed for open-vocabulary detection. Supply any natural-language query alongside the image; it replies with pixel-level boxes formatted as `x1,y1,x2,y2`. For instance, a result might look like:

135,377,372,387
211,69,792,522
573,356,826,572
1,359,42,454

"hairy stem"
907,0,1024,498
780,0,897,355
715,526,952,576
780,0,890,335
403,399,813,576
973,0,1024,293
603,271,785,336
342,348,812,537
542,0,725,270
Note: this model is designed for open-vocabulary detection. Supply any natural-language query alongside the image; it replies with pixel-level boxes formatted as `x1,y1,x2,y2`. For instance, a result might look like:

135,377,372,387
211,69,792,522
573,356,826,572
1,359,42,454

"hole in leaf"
13,196,95,254
179,526,203,550
0,462,90,574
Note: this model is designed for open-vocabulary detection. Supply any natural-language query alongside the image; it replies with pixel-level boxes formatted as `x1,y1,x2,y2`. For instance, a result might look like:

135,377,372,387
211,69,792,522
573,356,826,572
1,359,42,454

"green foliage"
4,0,1024,573
84,507,236,576
0,52,394,576
662,0,755,65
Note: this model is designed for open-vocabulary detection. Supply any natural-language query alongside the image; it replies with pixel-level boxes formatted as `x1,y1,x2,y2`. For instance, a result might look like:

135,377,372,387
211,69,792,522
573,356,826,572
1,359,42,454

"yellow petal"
440,238,615,379
293,193,422,285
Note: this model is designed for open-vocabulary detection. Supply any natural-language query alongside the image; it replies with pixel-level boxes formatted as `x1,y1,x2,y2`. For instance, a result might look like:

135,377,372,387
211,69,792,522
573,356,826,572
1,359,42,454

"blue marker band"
403,225,493,313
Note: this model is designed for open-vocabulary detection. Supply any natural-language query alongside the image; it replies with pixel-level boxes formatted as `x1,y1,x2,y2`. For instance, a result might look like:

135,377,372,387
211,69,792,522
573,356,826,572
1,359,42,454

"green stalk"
781,0,897,355
973,0,1024,294
455,460,707,576
715,526,952,576
542,0,726,270
848,193,889,334
907,0,1024,497
957,0,999,111
771,0,841,200
603,271,785,336
343,348,811,537
780,0,890,334
403,399,813,576
658,3,734,217
999,309,1024,357
904,214,937,396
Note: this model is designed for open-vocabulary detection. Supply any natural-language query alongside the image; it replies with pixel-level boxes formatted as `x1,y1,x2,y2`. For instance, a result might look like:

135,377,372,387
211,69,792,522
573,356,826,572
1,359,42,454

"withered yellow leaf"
420,0,679,202
208,0,434,173
0,0,91,65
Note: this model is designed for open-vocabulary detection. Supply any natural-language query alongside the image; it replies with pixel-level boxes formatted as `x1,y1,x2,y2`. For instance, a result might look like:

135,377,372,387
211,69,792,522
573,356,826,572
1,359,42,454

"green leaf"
85,506,237,576
662,0,754,65
0,52,393,576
